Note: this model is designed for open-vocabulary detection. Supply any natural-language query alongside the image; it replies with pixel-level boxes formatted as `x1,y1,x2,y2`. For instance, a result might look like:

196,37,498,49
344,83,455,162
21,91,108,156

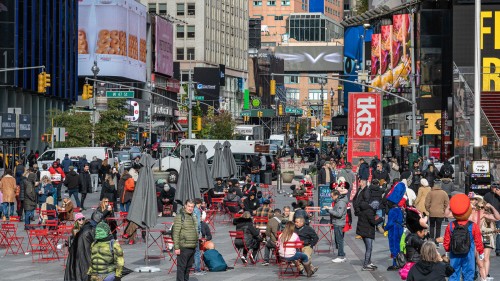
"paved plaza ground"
0,164,498,281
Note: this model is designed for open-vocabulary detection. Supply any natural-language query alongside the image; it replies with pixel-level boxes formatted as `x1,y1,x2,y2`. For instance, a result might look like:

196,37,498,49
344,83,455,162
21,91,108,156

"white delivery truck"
37,147,115,169
234,125,264,141
160,139,256,183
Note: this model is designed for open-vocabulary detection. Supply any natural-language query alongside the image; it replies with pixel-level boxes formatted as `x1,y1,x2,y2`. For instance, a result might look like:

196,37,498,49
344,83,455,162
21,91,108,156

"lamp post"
360,23,371,92
147,81,156,145
473,0,481,160
318,77,326,154
91,61,99,147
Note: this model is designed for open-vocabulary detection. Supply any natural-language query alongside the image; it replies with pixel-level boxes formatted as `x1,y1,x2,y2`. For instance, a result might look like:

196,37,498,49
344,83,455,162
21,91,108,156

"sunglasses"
77,218,84,221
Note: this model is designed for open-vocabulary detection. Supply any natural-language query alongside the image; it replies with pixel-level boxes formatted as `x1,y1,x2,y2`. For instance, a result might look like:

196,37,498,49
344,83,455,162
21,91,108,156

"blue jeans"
120,201,130,212
334,225,345,257
251,173,260,184
285,252,309,262
24,209,34,228
68,189,81,208
496,221,500,254
194,241,201,272
362,237,373,266
2,202,14,219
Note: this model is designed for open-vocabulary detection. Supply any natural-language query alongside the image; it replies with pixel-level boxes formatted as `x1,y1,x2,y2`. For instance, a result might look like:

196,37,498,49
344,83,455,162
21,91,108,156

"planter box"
282,172,294,183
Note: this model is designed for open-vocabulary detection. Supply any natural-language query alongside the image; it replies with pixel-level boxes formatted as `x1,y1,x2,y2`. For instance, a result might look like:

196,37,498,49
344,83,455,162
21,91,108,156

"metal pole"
361,31,366,92
0,65,45,72
51,118,55,149
188,67,193,139
473,0,482,160
320,79,324,155
410,13,417,154
91,61,99,147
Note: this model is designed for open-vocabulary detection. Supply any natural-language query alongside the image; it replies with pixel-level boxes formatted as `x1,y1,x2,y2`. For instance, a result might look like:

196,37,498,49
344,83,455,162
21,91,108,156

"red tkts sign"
347,92,382,168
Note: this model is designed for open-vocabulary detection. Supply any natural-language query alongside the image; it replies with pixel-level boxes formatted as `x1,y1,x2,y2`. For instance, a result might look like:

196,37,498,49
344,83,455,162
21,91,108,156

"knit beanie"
95,221,111,240
449,193,472,221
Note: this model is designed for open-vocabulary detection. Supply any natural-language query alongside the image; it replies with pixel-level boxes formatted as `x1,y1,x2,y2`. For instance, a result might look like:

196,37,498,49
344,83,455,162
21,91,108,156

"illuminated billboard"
155,16,174,77
274,46,343,72
78,0,147,82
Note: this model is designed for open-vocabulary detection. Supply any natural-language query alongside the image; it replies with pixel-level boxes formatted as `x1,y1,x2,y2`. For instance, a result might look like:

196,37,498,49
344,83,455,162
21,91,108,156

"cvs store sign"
347,92,382,168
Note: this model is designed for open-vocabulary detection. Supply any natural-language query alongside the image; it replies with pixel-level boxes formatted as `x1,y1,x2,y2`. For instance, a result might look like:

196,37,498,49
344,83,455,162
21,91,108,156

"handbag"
398,262,415,280
251,166,260,174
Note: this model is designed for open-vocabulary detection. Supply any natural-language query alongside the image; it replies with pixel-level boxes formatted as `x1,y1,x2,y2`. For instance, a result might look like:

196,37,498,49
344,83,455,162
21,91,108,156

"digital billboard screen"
275,46,343,72
155,16,174,77
78,0,147,82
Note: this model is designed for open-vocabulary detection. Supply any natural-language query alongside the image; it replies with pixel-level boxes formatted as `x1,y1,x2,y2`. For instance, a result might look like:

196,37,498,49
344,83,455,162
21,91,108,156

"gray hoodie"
441,178,454,196
328,194,348,226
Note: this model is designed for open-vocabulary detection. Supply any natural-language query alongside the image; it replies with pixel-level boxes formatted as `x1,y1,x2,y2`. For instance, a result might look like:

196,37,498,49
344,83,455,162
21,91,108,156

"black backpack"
450,221,472,255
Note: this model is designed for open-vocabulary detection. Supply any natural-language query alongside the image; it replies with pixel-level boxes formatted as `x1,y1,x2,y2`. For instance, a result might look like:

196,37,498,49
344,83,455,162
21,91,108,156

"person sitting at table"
40,196,58,224
58,195,75,222
213,178,226,193
158,183,177,217
278,221,316,277
262,208,282,266
243,192,260,215
255,199,272,228
232,179,244,197
242,178,257,196
224,188,242,214
233,211,262,264
294,216,319,275
291,200,310,225
203,241,234,272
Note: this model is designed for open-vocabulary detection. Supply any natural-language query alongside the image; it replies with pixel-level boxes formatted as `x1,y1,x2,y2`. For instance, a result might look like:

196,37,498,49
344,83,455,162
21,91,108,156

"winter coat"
61,157,72,173
224,193,241,213
243,197,260,213
233,217,261,249
48,166,65,184
389,162,401,182
407,261,454,281
203,249,228,272
358,162,370,180
422,168,439,186
100,182,116,203
64,222,95,281
440,178,453,196
78,171,92,194
89,160,100,174
329,194,348,226
201,221,212,240
424,186,449,218
414,186,431,215
356,202,383,239
35,183,55,204
439,161,454,178
0,175,17,203
318,167,332,185
405,233,425,262
243,160,252,175
372,169,390,185
88,238,124,277
294,224,318,247
337,168,356,188
368,183,385,207
117,174,133,203
266,215,282,243
173,208,199,249
78,157,88,172
354,187,371,216
18,175,27,201
23,173,38,211
64,171,80,190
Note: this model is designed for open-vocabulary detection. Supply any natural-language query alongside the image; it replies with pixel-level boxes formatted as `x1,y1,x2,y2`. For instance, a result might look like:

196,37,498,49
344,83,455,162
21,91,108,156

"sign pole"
410,12,417,154
473,0,482,160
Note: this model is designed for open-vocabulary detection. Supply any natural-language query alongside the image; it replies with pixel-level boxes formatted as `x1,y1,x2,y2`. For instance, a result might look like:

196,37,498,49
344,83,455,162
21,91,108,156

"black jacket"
78,171,92,194
89,160,100,174
405,233,425,263
356,202,383,239
354,187,371,216
407,261,454,281
64,222,95,281
318,167,332,185
243,160,252,175
358,162,370,180
233,217,260,249
422,168,440,186
100,182,116,202
372,169,390,184
201,221,212,240
23,173,38,211
64,171,80,190
243,197,260,213
294,225,318,247
368,183,385,205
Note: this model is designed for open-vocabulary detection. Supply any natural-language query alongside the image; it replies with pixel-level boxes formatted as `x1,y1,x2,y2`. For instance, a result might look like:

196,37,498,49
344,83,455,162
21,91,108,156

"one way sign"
406,115,423,121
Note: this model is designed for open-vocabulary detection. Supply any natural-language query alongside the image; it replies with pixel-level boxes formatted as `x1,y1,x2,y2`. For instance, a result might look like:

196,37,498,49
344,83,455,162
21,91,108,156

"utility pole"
187,65,193,139
91,61,99,147
410,13,418,154
473,0,481,160
319,77,326,154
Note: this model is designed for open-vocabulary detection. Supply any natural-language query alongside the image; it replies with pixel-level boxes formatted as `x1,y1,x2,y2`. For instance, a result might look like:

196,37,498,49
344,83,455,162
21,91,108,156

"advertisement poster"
423,112,442,135
370,34,381,82
429,147,441,160
347,92,382,168
392,14,412,88
155,16,174,77
78,0,147,82
371,25,393,90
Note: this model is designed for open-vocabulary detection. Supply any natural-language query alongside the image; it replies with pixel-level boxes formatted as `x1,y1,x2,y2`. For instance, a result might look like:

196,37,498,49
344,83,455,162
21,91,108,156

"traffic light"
307,109,312,117
142,132,148,138
196,116,202,131
257,111,263,118
323,104,331,117
44,73,51,88
296,123,299,130
278,104,283,115
286,123,290,132
82,84,93,100
270,79,276,96
243,116,249,122
37,72,46,93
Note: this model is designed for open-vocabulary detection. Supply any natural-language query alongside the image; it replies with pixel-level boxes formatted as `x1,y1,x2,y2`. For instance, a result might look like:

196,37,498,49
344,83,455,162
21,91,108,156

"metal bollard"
277,172,283,194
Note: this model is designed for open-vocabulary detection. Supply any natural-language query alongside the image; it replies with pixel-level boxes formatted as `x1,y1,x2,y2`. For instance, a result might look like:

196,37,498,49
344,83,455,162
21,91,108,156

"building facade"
309,0,344,22
0,0,78,152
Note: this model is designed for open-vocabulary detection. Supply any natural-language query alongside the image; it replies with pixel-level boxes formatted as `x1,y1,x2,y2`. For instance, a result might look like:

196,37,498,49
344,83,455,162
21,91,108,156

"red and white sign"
347,92,382,168
429,147,440,160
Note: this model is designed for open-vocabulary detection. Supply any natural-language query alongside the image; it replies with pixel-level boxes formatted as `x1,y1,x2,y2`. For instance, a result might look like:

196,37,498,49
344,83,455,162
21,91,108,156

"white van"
37,147,114,169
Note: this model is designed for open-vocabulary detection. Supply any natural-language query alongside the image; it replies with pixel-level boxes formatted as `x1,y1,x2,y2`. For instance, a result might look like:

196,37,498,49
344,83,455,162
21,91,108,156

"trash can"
264,172,272,185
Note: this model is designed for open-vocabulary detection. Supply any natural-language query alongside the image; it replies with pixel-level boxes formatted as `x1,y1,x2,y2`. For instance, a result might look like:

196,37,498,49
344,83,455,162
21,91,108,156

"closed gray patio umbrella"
195,144,212,190
223,140,238,178
175,148,201,204
210,141,229,179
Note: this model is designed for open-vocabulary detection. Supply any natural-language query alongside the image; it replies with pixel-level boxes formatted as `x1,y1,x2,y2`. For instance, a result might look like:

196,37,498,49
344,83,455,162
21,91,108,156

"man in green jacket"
173,199,198,281
88,222,124,281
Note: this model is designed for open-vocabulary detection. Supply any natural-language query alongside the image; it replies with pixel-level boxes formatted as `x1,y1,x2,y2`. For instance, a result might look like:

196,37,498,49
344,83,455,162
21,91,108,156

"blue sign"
318,184,333,216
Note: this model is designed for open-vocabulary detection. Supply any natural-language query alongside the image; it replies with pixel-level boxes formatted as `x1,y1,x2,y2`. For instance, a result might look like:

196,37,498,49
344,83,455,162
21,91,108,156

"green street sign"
106,91,134,98
285,107,304,115
240,111,251,117
194,96,204,101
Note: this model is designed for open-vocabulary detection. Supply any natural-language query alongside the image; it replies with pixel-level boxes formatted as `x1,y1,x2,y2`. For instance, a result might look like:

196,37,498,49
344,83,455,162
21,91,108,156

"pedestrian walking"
48,161,65,202
23,171,37,229
356,201,383,271
173,199,199,281
424,180,449,245
64,166,81,208
78,164,92,210
89,157,101,193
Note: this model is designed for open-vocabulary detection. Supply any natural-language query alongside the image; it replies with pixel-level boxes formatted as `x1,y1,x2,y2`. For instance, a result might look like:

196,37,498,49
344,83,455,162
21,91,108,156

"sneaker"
261,261,270,266
312,266,319,274
248,252,255,264
172,213,176,217
240,256,248,264
387,265,399,271
194,271,206,276
332,257,346,263
362,266,375,271
158,212,163,217
367,263,378,269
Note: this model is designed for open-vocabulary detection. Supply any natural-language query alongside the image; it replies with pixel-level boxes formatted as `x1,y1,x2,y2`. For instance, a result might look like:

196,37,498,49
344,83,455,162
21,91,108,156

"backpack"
442,166,452,178
450,221,472,255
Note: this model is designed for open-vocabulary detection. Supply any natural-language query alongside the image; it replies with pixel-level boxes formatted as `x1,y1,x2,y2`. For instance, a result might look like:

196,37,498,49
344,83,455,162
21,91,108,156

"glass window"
187,48,195,60
309,76,327,84
39,151,55,161
285,75,299,84
281,0,290,5
308,89,325,100
159,3,167,14
267,1,276,6
148,3,156,13
286,88,300,100
176,48,184,60
177,3,185,16
187,25,195,38
253,1,262,6
187,3,195,15
176,25,185,38
274,16,283,20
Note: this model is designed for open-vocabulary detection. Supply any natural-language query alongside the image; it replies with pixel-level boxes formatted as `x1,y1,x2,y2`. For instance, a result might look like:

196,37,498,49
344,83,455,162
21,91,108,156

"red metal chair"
278,241,304,279
9,216,21,222
223,202,240,223
204,209,216,233
305,207,321,223
253,216,269,230
28,229,59,262
1,223,24,256
229,230,251,267
163,236,177,273
210,198,224,222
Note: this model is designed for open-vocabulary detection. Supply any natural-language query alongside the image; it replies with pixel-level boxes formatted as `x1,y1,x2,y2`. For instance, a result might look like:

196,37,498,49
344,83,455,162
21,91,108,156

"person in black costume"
64,220,96,281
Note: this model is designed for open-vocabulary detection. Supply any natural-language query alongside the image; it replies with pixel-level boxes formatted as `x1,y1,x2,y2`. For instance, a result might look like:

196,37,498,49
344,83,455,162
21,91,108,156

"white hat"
420,178,429,187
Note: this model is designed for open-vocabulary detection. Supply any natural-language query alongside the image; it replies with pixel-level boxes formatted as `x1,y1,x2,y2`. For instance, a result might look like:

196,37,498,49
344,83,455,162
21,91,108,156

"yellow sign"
423,113,441,135
399,136,409,146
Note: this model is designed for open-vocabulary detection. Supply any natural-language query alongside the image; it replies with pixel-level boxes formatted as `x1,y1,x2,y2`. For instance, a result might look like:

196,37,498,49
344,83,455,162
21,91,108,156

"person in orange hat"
443,193,484,281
